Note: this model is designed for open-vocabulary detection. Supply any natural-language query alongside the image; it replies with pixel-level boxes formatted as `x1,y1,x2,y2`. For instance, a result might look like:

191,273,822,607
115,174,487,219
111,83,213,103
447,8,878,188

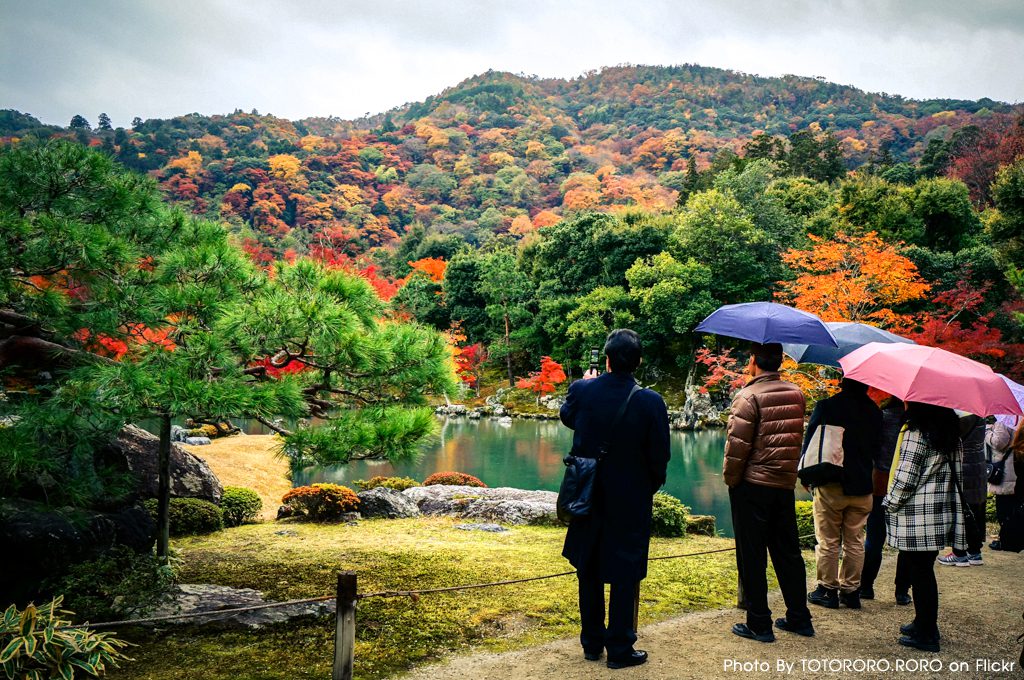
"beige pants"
813,483,873,593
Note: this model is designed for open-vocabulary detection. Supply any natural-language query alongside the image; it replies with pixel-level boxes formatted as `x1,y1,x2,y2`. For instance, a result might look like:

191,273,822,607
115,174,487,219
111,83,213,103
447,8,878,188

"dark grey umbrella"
695,302,838,346
783,322,914,368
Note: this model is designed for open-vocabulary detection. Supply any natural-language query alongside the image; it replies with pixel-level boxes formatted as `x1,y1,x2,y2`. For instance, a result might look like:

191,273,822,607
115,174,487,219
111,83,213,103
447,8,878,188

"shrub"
987,493,997,524
281,483,360,521
794,500,816,548
651,492,690,538
221,486,263,527
0,596,131,678
423,472,486,487
354,476,421,492
144,497,223,536
48,545,175,622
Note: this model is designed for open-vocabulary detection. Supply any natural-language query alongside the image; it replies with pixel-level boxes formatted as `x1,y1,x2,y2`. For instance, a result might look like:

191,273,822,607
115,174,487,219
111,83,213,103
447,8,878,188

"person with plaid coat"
883,402,966,653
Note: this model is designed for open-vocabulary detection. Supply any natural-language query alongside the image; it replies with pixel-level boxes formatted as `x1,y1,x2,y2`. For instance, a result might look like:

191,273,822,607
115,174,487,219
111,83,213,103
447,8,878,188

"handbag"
797,422,845,487
556,383,641,525
987,444,1007,486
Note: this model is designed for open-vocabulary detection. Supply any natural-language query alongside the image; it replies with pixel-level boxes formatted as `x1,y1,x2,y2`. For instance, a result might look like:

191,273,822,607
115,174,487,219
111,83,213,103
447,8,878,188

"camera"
589,348,600,374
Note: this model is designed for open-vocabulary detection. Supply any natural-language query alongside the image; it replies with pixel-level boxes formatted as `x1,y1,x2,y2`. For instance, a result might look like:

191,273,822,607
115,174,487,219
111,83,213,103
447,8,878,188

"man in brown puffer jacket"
724,342,814,643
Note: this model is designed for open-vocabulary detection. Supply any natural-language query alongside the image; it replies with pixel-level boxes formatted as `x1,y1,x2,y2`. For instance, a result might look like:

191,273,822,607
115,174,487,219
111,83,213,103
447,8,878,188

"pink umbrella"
838,342,1023,417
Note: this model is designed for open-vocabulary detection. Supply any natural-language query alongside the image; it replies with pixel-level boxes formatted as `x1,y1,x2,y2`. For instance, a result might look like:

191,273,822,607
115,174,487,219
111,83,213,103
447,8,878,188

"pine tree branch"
0,334,115,369
254,415,293,437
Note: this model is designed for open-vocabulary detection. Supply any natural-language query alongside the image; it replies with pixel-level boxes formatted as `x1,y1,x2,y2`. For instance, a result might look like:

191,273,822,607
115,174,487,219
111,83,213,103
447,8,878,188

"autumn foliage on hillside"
516,356,567,402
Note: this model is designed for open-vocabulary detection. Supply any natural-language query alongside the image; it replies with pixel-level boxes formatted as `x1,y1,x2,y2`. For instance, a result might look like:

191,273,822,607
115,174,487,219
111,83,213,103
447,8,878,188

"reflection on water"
294,417,754,536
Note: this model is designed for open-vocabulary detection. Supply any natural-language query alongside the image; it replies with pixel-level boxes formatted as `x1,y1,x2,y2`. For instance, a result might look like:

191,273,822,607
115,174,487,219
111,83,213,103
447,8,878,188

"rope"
53,534,817,628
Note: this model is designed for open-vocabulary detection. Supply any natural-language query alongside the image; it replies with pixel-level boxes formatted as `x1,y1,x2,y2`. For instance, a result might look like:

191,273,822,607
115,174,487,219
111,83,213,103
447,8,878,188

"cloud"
2,0,1021,127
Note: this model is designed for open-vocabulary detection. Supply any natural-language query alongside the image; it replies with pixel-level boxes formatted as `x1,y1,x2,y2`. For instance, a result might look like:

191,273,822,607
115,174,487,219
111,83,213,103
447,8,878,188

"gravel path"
401,549,1024,679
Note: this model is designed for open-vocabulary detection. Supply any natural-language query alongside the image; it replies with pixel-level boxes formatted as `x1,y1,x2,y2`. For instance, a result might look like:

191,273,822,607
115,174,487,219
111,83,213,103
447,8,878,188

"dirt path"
401,549,1024,679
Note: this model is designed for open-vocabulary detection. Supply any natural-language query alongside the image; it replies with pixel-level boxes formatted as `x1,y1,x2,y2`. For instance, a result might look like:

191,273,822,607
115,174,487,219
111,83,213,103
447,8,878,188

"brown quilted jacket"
723,372,806,489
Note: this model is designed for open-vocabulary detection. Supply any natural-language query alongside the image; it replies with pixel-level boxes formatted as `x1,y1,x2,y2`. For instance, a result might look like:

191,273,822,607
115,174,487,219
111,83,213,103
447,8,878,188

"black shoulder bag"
987,443,1007,486
556,383,642,525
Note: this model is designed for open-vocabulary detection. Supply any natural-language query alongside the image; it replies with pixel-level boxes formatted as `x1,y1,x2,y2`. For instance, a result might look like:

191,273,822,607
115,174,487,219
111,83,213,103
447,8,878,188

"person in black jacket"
802,378,882,610
560,329,671,670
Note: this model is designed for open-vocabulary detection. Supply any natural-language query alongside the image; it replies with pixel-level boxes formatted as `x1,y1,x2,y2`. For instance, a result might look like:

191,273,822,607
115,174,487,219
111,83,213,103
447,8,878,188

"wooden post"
333,571,357,680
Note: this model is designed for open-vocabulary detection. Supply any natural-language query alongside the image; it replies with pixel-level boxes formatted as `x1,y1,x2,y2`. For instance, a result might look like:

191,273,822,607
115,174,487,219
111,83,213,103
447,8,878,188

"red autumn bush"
281,483,360,520
422,472,487,488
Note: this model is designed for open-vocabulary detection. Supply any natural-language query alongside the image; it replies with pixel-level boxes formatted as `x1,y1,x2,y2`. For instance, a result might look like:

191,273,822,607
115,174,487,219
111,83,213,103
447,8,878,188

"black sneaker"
895,591,912,606
775,617,815,637
900,622,941,640
840,590,861,609
990,540,1003,551
731,623,775,643
860,585,875,600
807,585,839,609
583,650,602,661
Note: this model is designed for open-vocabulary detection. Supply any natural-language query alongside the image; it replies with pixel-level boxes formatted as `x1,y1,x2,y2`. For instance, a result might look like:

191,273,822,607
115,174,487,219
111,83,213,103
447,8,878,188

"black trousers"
577,571,637,658
861,495,885,591
894,550,912,594
730,482,812,633
952,502,986,556
900,550,940,637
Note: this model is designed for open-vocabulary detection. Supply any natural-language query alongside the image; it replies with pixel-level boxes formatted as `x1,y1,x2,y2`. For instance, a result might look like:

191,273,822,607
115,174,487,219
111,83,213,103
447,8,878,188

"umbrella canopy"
838,342,1023,417
695,302,838,347
783,322,915,368
995,375,1024,429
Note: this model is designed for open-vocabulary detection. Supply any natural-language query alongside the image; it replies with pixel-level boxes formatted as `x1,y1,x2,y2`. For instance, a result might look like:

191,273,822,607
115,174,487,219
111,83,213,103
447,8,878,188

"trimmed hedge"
281,483,360,521
794,500,816,548
651,491,690,538
222,486,263,527
423,472,486,487
144,497,223,536
354,476,421,492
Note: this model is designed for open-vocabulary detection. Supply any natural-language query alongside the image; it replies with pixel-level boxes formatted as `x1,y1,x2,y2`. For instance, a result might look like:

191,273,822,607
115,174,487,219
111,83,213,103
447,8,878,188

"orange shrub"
281,483,360,520
423,472,486,488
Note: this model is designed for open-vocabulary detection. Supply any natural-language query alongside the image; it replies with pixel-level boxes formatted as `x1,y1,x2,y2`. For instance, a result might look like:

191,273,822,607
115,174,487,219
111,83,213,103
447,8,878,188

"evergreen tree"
97,112,113,131
69,114,90,129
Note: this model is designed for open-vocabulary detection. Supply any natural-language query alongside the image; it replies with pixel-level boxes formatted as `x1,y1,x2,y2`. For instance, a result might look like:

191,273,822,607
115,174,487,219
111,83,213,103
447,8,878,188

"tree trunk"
504,311,514,388
156,413,172,564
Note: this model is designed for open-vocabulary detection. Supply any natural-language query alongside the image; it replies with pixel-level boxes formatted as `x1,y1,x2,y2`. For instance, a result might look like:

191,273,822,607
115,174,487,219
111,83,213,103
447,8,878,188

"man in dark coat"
560,329,670,670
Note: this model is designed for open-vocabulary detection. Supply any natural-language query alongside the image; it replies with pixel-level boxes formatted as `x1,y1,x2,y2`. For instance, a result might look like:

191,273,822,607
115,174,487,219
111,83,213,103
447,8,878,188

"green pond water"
292,417,744,536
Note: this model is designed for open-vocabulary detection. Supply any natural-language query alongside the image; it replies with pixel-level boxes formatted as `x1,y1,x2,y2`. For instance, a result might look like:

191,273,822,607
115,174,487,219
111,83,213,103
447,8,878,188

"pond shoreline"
434,402,728,432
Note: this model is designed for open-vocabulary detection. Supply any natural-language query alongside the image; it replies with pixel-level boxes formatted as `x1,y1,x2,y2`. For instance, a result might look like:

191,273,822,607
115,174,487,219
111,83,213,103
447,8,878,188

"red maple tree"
454,343,488,396
516,356,567,403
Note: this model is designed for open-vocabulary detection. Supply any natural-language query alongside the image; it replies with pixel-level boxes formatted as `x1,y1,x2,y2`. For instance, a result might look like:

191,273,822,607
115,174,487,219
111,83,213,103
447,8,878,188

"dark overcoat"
560,371,671,583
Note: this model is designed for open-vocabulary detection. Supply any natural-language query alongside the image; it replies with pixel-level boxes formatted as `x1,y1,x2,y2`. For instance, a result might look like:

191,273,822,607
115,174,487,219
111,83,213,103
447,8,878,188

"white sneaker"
967,553,983,566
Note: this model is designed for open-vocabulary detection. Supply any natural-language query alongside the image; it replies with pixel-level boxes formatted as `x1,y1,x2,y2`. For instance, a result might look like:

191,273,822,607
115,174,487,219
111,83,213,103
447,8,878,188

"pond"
292,417,746,536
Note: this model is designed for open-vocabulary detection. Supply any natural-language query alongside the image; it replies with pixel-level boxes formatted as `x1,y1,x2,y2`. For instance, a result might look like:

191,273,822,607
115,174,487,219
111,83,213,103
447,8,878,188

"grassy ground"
182,435,290,519
108,519,740,680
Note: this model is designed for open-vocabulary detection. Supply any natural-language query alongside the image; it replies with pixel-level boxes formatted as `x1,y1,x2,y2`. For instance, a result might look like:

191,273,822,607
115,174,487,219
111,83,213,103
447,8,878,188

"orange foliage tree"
454,342,488,396
407,257,447,283
516,356,567,404
776,231,930,327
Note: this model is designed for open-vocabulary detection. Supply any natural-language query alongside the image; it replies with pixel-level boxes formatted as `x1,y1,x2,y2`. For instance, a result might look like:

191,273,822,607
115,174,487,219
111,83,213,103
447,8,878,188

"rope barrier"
53,533,817,630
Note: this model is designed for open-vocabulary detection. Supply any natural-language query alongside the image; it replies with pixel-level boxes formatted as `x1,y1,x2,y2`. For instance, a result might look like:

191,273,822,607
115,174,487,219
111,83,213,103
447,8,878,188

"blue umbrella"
783,322,914,368
695,302,838,347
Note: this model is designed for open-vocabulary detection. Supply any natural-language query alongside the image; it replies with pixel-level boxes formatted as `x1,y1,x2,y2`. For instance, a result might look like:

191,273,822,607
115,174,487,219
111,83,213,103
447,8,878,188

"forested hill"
2,65,1021,263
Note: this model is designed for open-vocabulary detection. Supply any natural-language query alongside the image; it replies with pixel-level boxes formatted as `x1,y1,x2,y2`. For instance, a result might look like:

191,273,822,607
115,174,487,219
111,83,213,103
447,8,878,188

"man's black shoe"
607,650,647,669
731,623,775,643
840,590,861,609
899,633,940,653
807,585,839,609
895,591,912,606
990,540,1003,551
583,651,602,661
860,585,875,600
775,617,815,637
900,622,941,640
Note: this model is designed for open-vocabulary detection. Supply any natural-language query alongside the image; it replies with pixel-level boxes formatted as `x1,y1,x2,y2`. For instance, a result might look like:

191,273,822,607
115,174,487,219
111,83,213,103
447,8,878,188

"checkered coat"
883,428,967,552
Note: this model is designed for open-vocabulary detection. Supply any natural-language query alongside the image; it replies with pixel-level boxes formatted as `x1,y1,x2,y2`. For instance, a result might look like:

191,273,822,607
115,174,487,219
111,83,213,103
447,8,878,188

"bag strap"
943,450,976,525
598,383,642,460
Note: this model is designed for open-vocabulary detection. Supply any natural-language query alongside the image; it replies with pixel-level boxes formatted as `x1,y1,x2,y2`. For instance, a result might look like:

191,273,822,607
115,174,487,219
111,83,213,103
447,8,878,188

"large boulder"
141,584,335,629
103,424,222,503
356,487,421,519
0,501,155,605
403,485,558,525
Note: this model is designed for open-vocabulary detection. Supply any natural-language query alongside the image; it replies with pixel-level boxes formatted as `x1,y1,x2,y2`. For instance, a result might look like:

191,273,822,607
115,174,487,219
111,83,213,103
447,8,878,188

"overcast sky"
3,0,1023,128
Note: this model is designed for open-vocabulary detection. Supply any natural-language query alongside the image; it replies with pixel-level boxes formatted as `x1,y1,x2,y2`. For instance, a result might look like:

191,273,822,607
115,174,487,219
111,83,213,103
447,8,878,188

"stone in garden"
141,584,335,629
686,514,717,536
171,425,188,442
276,504,296,520
0,501,155,603
274,529,298,537
103,424,223,503
454,523,509,533
185,436,212,446
356,487,421,519
403,485,558,525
